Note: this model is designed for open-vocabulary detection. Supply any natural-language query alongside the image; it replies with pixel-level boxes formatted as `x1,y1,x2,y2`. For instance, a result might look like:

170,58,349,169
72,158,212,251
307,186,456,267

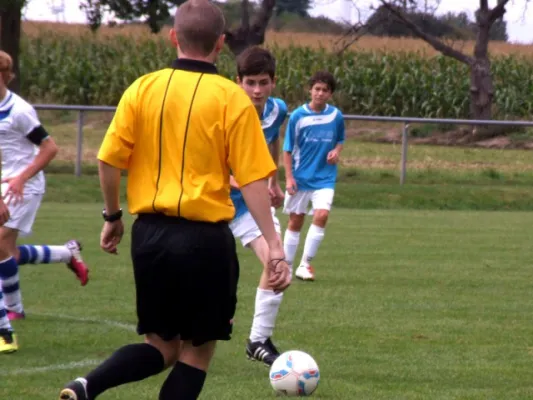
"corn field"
19,30,533,118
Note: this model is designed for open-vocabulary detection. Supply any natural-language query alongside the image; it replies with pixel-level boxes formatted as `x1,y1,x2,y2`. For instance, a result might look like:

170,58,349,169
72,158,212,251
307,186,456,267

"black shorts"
131,213,240,346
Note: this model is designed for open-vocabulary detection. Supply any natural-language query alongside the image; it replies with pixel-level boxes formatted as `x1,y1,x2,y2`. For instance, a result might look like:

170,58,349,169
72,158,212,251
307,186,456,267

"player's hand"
327,149,340,165
100,220,124,255
2,175,25,206
285,177,297,196
0,199,10,226
267,245,291,293
269,182,285,208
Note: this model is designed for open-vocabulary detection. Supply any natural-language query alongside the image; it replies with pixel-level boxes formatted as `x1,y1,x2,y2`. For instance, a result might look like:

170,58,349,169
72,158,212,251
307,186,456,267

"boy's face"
238,73,275,110
310,81,332,108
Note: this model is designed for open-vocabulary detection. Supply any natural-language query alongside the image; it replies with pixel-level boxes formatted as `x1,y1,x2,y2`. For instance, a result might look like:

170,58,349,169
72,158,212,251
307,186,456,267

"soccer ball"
269,350,320,396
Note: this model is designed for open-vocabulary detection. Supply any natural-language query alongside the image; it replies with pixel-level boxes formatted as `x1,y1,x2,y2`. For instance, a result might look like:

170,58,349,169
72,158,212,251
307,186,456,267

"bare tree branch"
381,2,473,65
480,0,489,11
241,0,250,30
489,0,510,23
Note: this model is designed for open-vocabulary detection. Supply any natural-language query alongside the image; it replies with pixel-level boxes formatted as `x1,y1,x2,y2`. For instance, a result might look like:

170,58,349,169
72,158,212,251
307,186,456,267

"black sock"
158,361,207,400
85,343,165,399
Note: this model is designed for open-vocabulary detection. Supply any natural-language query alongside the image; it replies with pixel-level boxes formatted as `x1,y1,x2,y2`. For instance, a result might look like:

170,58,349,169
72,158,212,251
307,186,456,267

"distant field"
21,21,533,57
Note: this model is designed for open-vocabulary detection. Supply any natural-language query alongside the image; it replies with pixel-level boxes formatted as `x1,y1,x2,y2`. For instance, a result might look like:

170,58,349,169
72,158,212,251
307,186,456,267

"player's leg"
59,216,178,400
296,188,335,281
282,191,311,270
17,241,89,286
0,241,17,354
0,226,23,319
158,219,239,399
159,340,216,400
245,209,284,365
14,194,89,286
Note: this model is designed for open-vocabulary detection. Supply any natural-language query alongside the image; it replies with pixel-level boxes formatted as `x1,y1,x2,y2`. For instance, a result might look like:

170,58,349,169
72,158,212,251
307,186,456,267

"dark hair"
236,46,276,80
308,71,336,93
174,0,226,56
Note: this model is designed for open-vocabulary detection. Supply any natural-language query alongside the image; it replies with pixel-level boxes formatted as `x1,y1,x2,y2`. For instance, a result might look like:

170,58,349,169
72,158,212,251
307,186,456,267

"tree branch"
381,2,473,65
480,0,489,11
489,0,510,23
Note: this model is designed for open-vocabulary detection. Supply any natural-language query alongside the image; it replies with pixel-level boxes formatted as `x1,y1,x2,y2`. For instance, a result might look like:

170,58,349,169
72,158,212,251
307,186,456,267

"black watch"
102,208,123,222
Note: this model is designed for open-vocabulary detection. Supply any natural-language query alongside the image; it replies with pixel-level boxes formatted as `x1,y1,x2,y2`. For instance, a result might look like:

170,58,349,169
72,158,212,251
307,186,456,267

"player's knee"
0,227,17,259
144,334,180,367
288,214,305,231
312,210,329,227
179,340,217,372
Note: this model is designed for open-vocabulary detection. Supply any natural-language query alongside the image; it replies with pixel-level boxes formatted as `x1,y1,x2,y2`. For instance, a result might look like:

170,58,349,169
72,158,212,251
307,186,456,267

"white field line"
5,310,136,376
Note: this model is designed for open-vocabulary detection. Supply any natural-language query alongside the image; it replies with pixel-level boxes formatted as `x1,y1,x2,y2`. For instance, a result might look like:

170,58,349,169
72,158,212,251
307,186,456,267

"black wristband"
102,208,123,222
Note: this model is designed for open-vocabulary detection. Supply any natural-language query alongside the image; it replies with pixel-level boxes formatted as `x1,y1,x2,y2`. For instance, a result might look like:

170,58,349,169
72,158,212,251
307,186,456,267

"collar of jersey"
171,58,218,74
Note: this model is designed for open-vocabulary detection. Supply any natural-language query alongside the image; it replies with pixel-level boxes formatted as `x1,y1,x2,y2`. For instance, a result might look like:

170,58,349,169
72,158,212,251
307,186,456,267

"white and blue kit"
0,90,48,236
282,103,345,215
229,97,288,246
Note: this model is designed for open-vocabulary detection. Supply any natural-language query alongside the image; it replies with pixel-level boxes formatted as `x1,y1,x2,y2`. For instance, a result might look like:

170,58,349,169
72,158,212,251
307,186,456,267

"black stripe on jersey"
177,74,204,217
152,69,176,213
26,126,49,145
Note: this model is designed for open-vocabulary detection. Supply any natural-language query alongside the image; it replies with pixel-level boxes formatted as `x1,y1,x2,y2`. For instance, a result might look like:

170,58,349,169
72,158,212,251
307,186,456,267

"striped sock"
0,257,23,314
0,290,12,331
18,245,72,265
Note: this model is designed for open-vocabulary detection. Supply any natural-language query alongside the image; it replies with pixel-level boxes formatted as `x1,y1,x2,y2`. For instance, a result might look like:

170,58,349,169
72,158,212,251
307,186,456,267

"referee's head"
170,0,226,61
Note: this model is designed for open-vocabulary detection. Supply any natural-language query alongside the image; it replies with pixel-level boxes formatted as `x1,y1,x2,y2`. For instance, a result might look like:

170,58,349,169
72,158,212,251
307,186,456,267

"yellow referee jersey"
97,58,276,222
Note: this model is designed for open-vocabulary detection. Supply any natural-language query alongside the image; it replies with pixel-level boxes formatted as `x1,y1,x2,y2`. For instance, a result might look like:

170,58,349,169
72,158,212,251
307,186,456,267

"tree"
0,0,25,93
342,0,526,122
80,0,276,55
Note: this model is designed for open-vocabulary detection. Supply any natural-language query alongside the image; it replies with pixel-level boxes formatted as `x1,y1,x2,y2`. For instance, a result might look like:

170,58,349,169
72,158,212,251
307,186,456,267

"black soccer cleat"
59,378,89,400
246,337,281,366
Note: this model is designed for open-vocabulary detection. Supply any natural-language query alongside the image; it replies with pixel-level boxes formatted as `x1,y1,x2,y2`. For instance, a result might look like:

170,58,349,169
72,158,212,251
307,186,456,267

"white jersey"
0,90,45,195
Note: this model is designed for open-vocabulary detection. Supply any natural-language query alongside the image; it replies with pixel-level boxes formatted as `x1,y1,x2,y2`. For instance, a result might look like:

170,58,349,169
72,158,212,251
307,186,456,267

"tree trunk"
0,3,22,93
469,57,493,120
224,0,275,56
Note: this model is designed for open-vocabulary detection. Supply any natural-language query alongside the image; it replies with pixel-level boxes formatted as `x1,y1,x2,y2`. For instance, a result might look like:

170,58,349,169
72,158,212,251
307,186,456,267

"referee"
59,0,291,399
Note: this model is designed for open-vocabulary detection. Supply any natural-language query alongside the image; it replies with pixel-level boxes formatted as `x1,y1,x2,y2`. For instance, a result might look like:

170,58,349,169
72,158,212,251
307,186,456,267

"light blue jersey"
283,103,345,191
230,97,288,220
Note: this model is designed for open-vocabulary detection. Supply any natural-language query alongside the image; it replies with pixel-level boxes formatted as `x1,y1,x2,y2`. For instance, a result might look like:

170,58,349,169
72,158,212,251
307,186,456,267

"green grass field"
3,202,533,399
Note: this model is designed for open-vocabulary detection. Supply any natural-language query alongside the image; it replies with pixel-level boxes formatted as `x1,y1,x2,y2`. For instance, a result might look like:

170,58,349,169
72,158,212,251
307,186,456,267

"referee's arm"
226,102,278,246
97,85,136,215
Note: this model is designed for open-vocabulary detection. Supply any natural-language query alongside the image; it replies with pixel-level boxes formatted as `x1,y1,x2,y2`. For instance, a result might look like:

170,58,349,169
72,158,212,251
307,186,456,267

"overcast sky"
24,0,533,44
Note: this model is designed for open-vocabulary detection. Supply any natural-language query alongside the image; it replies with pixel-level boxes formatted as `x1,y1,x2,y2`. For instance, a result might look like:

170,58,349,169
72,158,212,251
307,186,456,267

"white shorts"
3,193,43,237
229,207,281,248
283,188,335,215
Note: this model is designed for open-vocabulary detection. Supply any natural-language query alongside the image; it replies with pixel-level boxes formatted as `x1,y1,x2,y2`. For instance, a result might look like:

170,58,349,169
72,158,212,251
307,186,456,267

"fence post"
400,123,409,185
75,110,84,177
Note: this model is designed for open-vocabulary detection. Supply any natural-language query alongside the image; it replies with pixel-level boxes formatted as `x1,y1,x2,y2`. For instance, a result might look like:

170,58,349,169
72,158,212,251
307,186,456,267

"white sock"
0,290,13,331
18,245,72,265
0,257,23,313
283,229,300,266
300,224,325,267
249,288,283,343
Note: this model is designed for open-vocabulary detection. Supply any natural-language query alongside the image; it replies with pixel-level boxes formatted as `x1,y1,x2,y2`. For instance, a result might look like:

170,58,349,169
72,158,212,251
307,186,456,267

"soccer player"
0,146,17,354
282,71,345,281
0,51,89,327
59,1,290,399
229,46,288,366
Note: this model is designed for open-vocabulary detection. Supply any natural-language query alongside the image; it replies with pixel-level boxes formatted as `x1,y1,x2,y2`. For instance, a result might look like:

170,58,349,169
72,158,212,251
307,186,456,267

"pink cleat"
65,240,89,286
7,310,25,321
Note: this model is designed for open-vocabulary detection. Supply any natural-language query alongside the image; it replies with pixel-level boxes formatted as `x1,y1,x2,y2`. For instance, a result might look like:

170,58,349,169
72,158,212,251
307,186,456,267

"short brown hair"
236,46,276,80
309,71,336,93
0,51,15,85
174,0,226,56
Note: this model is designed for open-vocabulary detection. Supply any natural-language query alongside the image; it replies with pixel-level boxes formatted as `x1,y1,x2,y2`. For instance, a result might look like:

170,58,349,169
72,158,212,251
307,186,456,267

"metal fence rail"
33,104,533,183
